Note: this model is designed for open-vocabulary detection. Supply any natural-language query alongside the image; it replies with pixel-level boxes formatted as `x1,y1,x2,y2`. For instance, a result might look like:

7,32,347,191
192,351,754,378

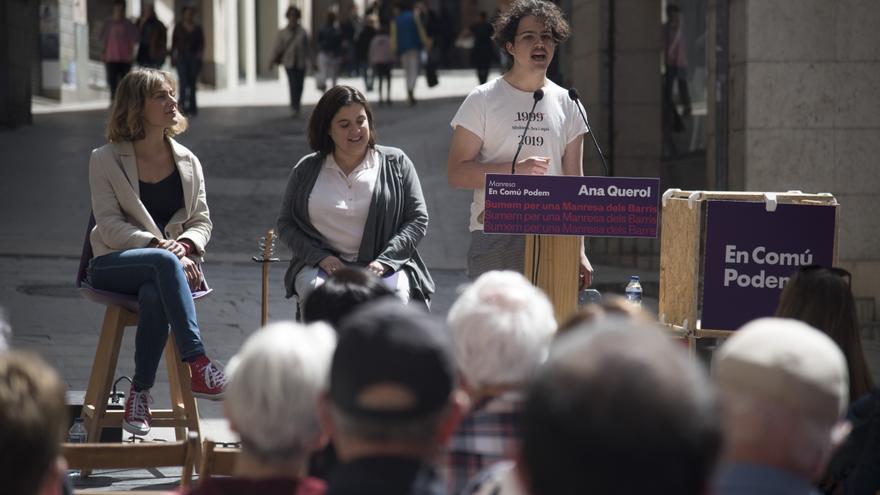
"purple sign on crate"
483,174,660,237
701,201,836,331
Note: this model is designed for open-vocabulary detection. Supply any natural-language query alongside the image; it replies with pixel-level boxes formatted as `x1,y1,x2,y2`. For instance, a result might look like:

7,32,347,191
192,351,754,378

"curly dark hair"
307,85,377,155
492,0,571,52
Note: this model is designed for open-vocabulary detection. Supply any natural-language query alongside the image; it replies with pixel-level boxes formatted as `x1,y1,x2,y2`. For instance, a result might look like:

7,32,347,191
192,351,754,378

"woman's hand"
367,261,388,277
579,252,594,290
180,256,202,291
319,255,345,275
515,156,551,175
157,239,187,259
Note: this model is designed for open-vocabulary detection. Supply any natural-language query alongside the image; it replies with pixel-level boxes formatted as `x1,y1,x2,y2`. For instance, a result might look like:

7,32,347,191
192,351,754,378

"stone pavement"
0,69,658,491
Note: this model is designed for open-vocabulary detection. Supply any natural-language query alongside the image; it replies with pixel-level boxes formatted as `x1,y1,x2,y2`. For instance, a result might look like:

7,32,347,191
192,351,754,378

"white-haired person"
443,270,556,494
711,317,851,495
186,321,336,495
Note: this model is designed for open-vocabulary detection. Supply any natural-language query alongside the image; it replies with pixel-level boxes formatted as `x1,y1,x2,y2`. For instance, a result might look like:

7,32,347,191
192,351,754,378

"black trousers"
106,62,132,102
285,67,306,112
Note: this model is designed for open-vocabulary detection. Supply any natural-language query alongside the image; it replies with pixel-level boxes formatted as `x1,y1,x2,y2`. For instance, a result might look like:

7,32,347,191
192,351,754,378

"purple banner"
701,201,836,331
483,174,660,237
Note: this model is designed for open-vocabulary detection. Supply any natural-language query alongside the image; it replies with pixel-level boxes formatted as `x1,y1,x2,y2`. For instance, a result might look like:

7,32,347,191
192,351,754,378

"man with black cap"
321,299,467,495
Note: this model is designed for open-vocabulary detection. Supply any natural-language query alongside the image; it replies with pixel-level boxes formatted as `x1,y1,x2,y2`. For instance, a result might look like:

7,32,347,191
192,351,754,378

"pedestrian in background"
136,3,167,69
369,21,394,106
171,6,204,116
391,1,427,106
271,6,311,117
356,14,379,92
340,3,362,77
101,0,138,102
418,3,441,88
316,11,343,92
470,11,495,84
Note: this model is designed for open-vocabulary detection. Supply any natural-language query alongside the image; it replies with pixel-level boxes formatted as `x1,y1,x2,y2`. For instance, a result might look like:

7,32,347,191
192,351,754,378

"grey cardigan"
277,145,435,301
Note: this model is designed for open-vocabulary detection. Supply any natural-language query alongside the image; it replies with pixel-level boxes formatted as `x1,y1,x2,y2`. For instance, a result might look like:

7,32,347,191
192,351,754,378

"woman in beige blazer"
86,69,226,437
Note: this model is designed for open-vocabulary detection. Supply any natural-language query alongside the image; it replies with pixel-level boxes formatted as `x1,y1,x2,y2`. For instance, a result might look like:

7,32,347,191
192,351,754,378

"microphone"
568,88,609,176
510,89,544,174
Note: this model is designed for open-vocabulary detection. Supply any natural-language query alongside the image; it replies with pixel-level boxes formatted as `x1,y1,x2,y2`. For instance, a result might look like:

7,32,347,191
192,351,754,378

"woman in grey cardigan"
277,85,434,308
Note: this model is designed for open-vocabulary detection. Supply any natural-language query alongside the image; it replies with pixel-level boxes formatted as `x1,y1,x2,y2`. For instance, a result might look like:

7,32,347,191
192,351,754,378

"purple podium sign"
483,174,660,237
701,201,836,331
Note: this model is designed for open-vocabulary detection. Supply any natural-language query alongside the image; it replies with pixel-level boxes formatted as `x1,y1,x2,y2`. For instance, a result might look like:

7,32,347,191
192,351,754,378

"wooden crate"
659,190,839,343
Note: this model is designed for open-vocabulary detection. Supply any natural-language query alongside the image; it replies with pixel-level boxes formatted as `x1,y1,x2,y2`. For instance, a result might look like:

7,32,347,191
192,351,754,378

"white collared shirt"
308,149,380,261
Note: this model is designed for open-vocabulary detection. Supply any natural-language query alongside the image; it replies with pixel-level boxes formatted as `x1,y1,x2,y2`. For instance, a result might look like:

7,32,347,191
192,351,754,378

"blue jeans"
87,248,205,390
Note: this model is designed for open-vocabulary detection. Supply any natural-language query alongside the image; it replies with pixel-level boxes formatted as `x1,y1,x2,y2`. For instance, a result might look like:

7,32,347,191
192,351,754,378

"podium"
523,234,581,322
482,173,661,324
659,189,838,349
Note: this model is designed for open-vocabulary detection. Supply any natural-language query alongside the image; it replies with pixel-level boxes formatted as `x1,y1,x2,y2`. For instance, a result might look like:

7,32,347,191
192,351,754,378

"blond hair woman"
86,68,226,437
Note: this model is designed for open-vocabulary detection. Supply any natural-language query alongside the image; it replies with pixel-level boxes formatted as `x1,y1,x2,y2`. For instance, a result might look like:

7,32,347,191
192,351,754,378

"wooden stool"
198,439,241,482
76,214,205,477
79,304,202,474
64,431,199,490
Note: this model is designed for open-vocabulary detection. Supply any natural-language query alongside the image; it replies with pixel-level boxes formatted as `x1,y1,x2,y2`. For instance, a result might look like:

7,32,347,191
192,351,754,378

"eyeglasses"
800,264,852,286
515,31,556,47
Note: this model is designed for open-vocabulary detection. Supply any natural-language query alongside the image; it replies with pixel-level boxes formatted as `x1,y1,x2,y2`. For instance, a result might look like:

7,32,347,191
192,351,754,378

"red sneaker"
123,386,153,436
189,356,227,400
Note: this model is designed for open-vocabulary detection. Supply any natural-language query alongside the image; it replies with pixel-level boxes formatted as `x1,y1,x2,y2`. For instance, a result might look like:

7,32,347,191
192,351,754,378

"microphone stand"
511,90,544,174
569,89,610,176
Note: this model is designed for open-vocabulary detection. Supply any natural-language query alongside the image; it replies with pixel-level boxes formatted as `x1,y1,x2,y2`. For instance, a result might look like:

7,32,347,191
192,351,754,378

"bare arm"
561,134,585,177
447,126,550,189
561,134,593,288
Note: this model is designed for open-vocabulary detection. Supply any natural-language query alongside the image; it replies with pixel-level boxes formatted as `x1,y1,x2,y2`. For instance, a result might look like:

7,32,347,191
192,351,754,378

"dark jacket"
277,145,434,301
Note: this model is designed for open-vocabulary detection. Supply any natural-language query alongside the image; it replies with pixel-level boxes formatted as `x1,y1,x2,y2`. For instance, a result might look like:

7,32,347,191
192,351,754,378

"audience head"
558,295,654,336
447,270,555,393
713,317,850,480
302,267,394,328
225,321,337,466
776,265,873,401
522,319,720,495
0,352,68,495
308,85,376,155
107,68,187,142
324,299,465,461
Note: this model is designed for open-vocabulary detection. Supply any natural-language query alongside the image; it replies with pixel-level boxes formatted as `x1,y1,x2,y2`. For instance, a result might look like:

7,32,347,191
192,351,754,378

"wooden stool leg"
166,338,202,470
81,305,129,443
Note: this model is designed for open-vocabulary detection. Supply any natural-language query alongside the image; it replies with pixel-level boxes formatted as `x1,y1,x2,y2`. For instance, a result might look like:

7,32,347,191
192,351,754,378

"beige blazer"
88,138,212,261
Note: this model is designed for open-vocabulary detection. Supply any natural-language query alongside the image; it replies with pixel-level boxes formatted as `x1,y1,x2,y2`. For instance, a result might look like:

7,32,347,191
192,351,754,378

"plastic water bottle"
578,288,602,307
625,276,642,306
67,418,87,479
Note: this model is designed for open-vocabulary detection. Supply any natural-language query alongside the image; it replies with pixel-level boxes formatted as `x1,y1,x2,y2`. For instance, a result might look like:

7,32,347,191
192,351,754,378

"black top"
326,456,445,495
139,167,183,233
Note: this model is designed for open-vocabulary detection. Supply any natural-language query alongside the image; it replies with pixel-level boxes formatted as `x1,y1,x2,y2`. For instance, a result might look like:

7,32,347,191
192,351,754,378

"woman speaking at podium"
446,0,593,287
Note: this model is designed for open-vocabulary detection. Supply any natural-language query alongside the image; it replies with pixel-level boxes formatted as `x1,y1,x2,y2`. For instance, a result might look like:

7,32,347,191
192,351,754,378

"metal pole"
714,0,729,190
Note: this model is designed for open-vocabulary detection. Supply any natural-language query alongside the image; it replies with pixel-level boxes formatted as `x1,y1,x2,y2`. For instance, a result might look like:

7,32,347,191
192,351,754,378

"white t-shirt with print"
450,77,589,232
